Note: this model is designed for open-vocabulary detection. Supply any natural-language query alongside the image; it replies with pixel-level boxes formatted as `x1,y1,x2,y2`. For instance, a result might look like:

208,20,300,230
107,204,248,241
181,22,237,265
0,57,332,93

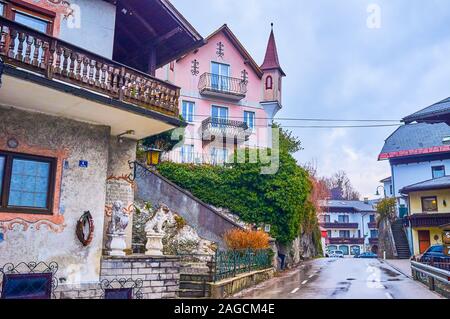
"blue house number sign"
79,160,89,168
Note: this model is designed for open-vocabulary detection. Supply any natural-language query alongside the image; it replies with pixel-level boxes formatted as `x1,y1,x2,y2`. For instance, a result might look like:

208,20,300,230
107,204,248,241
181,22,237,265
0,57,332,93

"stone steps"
391,220,411,259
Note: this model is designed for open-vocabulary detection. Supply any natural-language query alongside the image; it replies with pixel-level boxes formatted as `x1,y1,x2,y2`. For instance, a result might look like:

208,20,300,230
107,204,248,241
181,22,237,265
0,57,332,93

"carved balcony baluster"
0,16,180,116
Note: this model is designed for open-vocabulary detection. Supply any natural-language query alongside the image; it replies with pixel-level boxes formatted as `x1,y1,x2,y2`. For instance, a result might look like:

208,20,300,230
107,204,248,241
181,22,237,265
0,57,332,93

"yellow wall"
409,189,450,215
412,227,443,255
408,189,449,255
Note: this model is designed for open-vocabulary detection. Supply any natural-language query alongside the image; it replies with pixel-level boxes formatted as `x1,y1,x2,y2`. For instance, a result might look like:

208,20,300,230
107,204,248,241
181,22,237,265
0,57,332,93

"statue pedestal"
105,233,127,257
145,233,164,256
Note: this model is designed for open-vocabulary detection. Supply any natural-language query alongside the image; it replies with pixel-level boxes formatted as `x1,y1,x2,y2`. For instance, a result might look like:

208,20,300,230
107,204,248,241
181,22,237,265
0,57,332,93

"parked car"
418,245,450,263
354,252,377,259
329,250,344,258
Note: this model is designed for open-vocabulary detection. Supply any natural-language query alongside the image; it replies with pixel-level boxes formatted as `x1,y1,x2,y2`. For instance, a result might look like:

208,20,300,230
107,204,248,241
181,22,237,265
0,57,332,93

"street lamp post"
375,185,386,198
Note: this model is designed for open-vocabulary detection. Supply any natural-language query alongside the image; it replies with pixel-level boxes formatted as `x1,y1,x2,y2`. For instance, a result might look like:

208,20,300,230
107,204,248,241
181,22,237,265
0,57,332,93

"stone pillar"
104,137,137,254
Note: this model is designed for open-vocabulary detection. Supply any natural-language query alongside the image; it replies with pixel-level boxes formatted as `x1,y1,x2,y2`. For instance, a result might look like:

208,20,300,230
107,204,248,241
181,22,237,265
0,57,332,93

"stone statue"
108,201,129,235
144,205,167,235
105,201,129,257
144,204,172,256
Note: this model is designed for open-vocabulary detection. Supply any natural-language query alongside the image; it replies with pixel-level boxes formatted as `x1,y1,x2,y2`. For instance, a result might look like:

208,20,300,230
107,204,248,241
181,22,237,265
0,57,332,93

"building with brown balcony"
0,0,202,298
401,176,450,255
319,200,378,255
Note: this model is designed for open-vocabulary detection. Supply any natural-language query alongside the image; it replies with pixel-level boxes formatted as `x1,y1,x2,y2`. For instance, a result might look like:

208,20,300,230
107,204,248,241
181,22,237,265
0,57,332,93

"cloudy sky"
172,0,450,198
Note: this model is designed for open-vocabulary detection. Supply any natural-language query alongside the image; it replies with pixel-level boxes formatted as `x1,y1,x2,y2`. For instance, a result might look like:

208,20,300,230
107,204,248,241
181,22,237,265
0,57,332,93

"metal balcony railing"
198,73,247,100
0,16,180,116
201,117,250,142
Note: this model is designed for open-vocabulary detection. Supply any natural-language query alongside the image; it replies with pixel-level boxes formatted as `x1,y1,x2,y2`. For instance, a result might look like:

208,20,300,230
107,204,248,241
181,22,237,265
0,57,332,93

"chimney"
364,197,369,204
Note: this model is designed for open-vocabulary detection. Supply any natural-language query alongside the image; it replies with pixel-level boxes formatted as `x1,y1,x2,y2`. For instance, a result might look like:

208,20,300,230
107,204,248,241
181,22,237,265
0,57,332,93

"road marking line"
290,288,300,294
309,274,314,278
301,280,308,285
385,292,394,299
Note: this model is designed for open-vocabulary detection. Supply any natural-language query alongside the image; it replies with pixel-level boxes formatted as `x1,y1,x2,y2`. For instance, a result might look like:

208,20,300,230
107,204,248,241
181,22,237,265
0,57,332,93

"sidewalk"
384,259,412,278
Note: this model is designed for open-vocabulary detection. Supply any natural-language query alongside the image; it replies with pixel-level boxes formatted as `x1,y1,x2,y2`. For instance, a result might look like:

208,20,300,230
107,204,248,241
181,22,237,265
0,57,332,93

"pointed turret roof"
261,24,285,76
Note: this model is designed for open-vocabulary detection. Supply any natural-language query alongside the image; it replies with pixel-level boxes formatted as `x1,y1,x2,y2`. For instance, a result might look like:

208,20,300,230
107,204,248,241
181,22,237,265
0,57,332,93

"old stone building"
0,0,203,298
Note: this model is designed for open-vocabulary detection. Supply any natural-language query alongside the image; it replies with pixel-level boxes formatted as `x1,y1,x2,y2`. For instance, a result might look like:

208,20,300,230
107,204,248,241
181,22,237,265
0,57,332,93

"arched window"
265,76,273,89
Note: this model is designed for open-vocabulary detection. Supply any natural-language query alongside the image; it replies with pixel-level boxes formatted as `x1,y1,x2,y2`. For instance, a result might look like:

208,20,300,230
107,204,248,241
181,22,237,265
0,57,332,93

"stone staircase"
391,219,411,259
178,273,212,298
178,261,213,298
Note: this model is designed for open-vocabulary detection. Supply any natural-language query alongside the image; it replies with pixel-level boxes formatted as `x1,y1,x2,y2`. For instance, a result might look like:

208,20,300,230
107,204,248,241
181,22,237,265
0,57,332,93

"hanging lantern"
146,148,162,166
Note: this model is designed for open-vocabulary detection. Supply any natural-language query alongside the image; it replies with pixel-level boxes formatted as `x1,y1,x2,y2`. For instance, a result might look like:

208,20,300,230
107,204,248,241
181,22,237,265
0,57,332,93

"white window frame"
244,111,255,131
181,100,195,123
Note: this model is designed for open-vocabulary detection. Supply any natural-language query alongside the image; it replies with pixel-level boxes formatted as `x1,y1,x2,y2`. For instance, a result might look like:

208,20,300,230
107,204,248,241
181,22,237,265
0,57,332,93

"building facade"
318,200,378,256
156,24,284,164
400,177,450,255
379,99,450,253
0,0,202,298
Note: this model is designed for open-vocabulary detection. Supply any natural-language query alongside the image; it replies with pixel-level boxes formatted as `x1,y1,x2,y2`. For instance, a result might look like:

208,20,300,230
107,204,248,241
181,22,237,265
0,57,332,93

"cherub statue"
108,201,129,235
145,204,171,235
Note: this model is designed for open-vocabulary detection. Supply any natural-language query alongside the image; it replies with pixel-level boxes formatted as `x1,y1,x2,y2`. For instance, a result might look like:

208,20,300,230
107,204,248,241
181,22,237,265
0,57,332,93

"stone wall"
104,137,137,251
135,164,243,248
100,256,180,299
209,268,275,299
378,219,397,259
0,106,110,285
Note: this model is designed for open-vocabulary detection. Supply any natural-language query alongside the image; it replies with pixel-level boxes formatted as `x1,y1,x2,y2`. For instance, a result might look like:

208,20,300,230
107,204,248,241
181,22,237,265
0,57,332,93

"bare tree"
323,171,360,201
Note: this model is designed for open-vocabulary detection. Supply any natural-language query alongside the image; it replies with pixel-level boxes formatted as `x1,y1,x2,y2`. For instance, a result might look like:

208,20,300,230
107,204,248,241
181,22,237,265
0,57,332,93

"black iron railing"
201,117,249,132
198,73,247,97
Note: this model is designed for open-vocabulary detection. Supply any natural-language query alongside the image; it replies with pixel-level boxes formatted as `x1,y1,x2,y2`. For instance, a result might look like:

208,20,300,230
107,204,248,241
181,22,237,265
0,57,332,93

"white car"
329,250,344,258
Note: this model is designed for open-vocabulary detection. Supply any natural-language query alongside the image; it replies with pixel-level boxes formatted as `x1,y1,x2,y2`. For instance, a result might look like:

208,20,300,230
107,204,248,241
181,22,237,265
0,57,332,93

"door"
211,62,230,91
211,106,228,128
418,230,431,254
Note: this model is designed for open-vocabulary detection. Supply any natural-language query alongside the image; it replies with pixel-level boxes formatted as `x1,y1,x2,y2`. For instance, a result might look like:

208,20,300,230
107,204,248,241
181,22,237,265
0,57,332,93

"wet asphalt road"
233,258,442,299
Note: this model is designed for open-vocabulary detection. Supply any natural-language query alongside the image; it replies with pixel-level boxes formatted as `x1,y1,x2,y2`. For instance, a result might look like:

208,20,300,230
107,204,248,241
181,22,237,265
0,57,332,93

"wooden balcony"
368,222,378,229
328,238,364,245
201,117,250,143
198,73,247,101
408,213,450,228
0,17,180,118
320,222,359,229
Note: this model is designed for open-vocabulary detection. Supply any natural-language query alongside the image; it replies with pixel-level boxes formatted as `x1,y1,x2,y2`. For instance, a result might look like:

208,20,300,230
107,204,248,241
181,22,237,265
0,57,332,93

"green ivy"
158,145,320,245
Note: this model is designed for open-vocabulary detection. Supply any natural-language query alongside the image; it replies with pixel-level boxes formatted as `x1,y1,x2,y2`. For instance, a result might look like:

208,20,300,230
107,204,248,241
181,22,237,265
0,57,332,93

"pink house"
156,24,285,164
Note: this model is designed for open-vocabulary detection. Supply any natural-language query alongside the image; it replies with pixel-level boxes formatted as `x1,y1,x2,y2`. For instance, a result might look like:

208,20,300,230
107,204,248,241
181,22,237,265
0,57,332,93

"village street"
234,258,443,299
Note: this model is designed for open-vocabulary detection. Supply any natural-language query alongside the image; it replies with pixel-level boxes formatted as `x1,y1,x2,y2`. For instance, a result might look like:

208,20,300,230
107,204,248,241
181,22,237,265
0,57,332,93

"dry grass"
223,229,270,250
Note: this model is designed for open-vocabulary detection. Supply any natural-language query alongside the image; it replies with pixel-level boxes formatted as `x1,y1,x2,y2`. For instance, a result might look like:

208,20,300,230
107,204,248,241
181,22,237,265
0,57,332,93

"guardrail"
411,260,450,298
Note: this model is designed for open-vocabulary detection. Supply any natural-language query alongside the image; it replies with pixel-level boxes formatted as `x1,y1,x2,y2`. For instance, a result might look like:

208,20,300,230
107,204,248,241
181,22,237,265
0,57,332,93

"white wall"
392,158,450,198
320,211,377,248
59,0,116,59
383,180,393,197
